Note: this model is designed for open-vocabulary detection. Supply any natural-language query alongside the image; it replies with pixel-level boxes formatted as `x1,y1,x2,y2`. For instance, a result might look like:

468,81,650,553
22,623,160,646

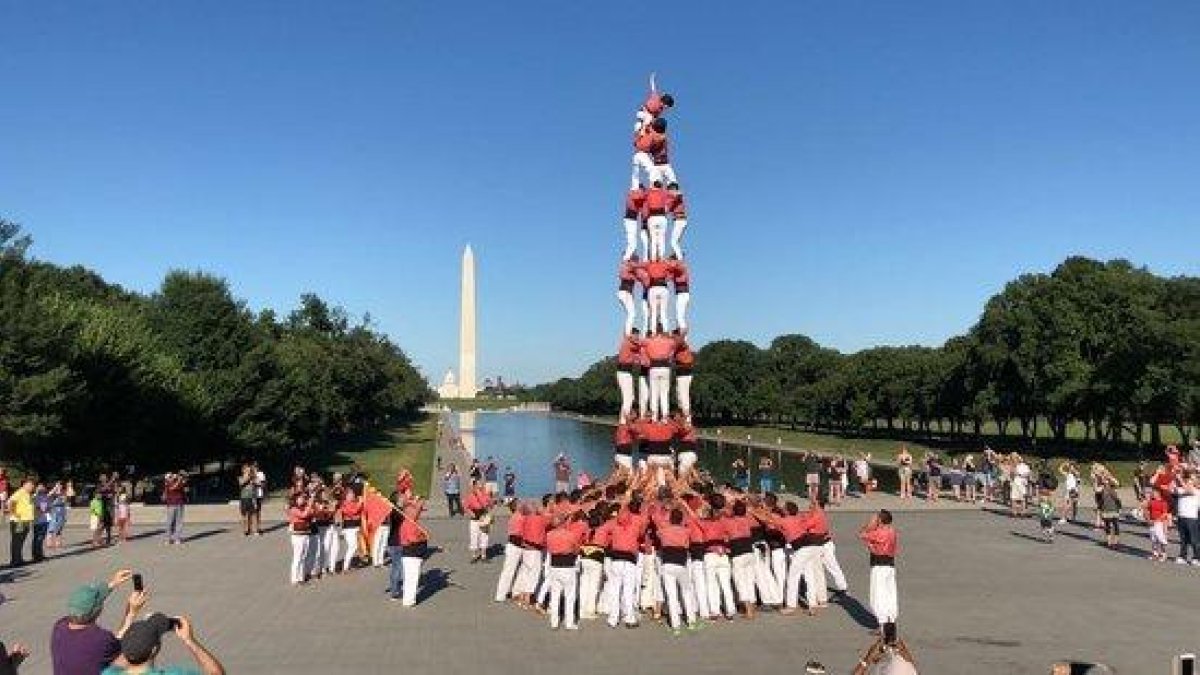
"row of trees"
533,257,1200,449
1,220,430,476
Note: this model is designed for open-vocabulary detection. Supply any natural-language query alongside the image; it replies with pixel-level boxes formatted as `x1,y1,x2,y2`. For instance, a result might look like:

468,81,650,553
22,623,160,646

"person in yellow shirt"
7,478,35,567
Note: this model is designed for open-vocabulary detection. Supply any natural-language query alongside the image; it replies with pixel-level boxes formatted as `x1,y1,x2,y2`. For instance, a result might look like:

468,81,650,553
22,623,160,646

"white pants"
753,546,782,605
678,450,698,474
632,152,655,189
670,218,688,258
634,109,653,133
646,214,668,260
646,285,670,332
731,552,757,604
639,553,661,608
803,546,827,606
676,374,693,419
674,291,690,332
661,563,697,628
401,555,422,606
622,218,639,260
372,525,390,567
770,548,788,599
649,366,671,420
469,520,489,554
495,542,523,601
654,163,677,186
339,527,359,571
606,558,641,626
704,553,737,617
637,375,650,418
515,548,543,595
616,371,635,420
784,546,822,608
616,290,636,336
536,553,553,604
548,565,579,629
821,541,848,592
688,558,711,619
869,565,898,624
290,533,312,584
315,526,332,574
579,558,604,618
614,453,633,469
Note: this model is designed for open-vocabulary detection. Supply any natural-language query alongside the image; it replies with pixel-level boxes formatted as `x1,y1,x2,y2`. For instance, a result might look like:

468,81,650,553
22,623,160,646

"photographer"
162,472,188,546
50,569,148,674
0,640,29,675
852,636,918,674
100,614,224,675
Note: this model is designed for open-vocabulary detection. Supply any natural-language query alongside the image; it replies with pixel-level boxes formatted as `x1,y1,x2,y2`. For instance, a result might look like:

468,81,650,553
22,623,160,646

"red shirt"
464,490,492,515
861,525,899,557
670,191,686,218
634,127,661,153
641,187,673,216
507,511,526,537
657,523,690,549
635,419,676,443
643,92,665,117
614,423,636,446
288,506,313,530
399,518,426,545
521,512,549,547
609,515,646,554
675,342,695,368
1148,496,1170,522
339,499,364,520
697,518,728,552
807,508,830,538
546,525,582,555
591,520,614,548
617,335,641,366
777,514,811,543
641,333,679,362
635,259,677,287
671,261,690,287
723,515,756,541
676,424,698,445
624,188,646,218
618,261,638,285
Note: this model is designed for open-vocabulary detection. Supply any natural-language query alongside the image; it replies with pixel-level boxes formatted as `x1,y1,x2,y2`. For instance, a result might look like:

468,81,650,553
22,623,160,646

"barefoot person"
860,510,900,644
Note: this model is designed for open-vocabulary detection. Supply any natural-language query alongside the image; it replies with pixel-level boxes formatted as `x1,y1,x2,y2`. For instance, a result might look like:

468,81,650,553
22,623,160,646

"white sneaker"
1176,558,1188,565
1191,560,1200,567
565,624,579,631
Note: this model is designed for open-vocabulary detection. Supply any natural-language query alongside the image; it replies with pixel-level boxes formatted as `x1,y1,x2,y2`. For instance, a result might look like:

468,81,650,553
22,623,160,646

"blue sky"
3,2,1198,385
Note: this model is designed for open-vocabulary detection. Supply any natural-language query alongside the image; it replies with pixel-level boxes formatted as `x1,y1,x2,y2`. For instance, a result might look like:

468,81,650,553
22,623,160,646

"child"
88,492,103,547
1037,489,1056,542
115,489,131,542
1147,491,1170,562
47,483,68,549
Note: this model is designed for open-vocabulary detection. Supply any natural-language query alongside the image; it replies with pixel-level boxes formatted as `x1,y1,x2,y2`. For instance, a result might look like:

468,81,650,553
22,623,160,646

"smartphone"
132,574,143,592
1177,654,1196,675
169,617,182,630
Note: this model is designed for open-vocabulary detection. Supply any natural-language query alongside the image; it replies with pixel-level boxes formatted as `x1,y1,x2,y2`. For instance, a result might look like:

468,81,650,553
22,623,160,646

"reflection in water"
458,411,477,459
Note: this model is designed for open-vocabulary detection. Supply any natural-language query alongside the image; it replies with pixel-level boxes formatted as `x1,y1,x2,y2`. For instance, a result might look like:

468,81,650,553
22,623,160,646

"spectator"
483,457,499,497
503,467,516,499
100,614,224,675
5,478,34,568
0,640,30,675
758,456,775,494
115,489,131,544
162,472,187,546
88,493,104,548
48,482,69,550
51,569,148,675
237,465,257,537
553,455,571,495
443,465,463,517
251,462,266,536
32,483,50,562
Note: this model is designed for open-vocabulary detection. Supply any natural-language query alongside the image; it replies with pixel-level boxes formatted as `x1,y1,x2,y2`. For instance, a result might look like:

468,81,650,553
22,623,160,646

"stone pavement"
1,499,1197,674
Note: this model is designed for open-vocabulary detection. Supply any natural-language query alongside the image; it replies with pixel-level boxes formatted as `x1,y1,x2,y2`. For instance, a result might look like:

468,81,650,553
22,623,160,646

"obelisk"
458,244,477,399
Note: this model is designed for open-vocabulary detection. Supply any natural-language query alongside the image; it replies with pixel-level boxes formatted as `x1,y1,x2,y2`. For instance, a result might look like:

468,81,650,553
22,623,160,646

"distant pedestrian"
443,465,463,517
47,481,68,550
114,490,131,544
503,468,516,498
859,510,900,645
238,464,257,537
32,483,50,562
897,447,914,500
553,455,572,495
5,479,34,567
758,456,775,494
732,458,749,492
484,457,499,497
1097,480,1122,549
162,472,187,545
1174,471,1199,565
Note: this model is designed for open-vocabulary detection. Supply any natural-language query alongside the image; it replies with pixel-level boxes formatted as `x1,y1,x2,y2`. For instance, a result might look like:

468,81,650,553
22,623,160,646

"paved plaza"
1,499,1196,674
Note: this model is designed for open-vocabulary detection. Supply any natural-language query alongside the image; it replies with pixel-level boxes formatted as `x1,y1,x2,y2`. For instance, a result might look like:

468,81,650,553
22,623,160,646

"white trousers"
401,555,422,606
678,450,698,474
646,286,670,332
675,291,690,332
770,548,788,599
616,290,636,336
753,547,782,605
515,548,543,595
469,520,489,553
731,552,757,604
784,546,822,608
869,565,898,624
339,527,359,571
548,565,579,629
579,558,604,618
315,525,332,574
676,374,693,420
661,563,697,628
688,558,711,618
670,218,688,258
290,533,312,584
639,553,661,608
803,546,827,606
614,453,633,469
704,553,737,617
654,163,677,186
495,542,523,601
646,214,668,260
622,218,639,261
649,366,671,420
606,559,641,626
616,371,635,421
372,525,390,567
821,541,848,592
637,375,650,418
631,152,655,189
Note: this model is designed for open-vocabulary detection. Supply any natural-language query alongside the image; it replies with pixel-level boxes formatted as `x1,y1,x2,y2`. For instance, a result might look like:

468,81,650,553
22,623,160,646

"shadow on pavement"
416,566,458,604
832,591,877,629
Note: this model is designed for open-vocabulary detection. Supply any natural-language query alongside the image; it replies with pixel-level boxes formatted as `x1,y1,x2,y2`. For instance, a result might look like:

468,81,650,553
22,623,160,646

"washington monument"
458,244,477,399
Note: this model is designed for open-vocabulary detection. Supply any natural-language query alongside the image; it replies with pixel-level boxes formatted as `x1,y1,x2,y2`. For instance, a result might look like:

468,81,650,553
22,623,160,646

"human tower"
612,73,699,482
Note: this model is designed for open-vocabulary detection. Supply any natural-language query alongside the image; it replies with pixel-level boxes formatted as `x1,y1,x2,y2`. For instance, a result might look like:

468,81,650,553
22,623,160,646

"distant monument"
437,245,477,399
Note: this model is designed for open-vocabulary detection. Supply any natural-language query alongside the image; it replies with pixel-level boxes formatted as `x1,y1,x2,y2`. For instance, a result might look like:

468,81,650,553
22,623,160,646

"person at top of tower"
667,182,688,259
670,256,691,332
634,72,675,132
632,118,675,190
640,181,673,261
616,258,640,336
622,185,647,261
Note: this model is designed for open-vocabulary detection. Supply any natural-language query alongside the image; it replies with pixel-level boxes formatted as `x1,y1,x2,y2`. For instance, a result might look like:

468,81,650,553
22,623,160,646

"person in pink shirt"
544,514,583,630
494,500,525,602
464,482,493,564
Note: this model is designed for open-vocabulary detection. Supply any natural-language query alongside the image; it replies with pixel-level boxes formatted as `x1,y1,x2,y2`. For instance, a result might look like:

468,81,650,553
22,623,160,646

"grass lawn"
318,414,437,496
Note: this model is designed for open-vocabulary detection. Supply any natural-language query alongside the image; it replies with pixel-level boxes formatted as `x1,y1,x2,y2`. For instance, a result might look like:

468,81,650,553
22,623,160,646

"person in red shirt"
616,330,642,423
696,495,737,620
675,414,699,477
667,181,689,257
616,259,640,336
605,504,648,628
545,514,583,630
633,72,675,132
640,180,673,261
622,186,647,261
464,481,493,563
335,488,365,574
671,256,691,331
630,118,675,189
1147,491,1171,562
722,500,760,618
768,501,811,613
494,500,525,602
656,507,699,633
514,502,549,610
634,256,679,332
613,414,638,471
673,333,695,423
398,497,430,607
287,494,315,585
639,328,684,422
860,510,900,644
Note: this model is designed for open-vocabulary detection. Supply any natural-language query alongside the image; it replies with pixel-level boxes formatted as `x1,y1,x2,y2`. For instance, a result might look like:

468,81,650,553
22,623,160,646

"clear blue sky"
3,2,1198,385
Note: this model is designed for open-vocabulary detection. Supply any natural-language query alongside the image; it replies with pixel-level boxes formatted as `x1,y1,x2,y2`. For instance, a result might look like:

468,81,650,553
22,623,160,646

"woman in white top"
1057,462,1080,523
1010,454,1029,517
